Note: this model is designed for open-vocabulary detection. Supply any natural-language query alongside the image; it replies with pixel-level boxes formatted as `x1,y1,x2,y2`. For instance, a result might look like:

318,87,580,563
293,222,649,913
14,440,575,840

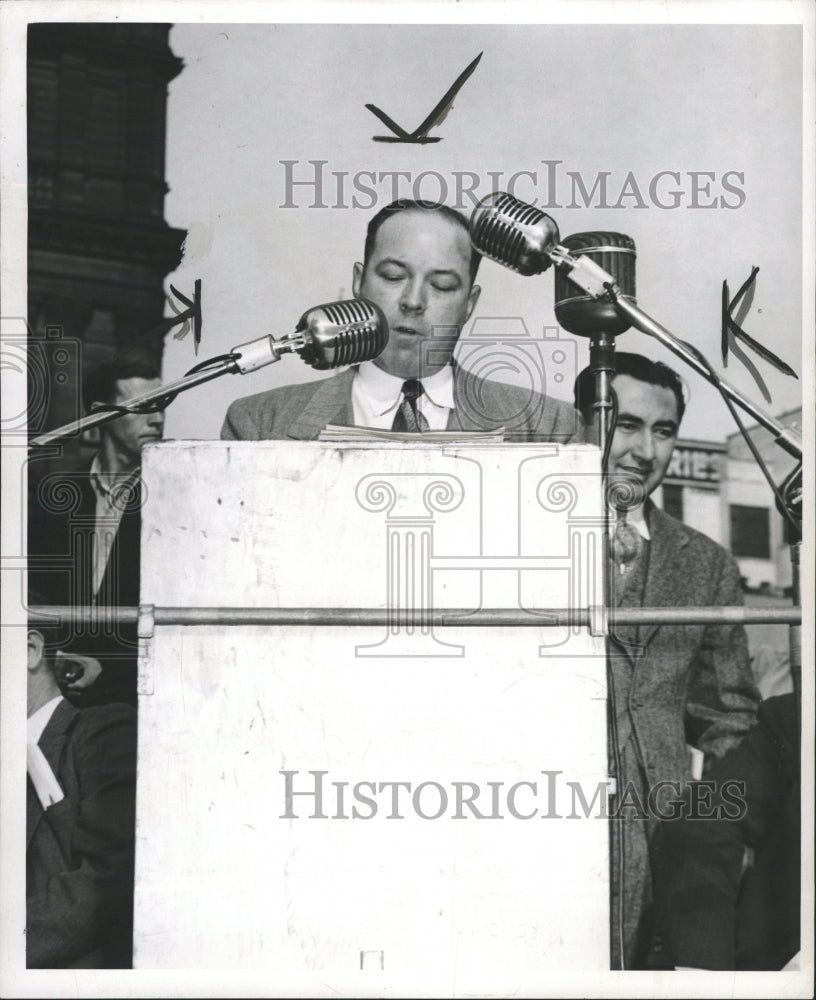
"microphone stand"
549,245,802,462
777,465,802,739
589,331,617,460
553,244,804,730
30,358,238,447
582,328,626,968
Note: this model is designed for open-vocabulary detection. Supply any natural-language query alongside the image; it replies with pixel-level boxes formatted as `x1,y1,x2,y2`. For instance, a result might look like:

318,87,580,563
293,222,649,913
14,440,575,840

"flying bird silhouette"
366,51,483,143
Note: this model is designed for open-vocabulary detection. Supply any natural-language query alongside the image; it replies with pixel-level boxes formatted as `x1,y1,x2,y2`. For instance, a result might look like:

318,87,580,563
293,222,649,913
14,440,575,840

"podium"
133,440,609,989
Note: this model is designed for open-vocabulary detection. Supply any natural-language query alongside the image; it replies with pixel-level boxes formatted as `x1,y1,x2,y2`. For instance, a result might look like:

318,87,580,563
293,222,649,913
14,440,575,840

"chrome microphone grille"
299,299,388,369
469,192,560,276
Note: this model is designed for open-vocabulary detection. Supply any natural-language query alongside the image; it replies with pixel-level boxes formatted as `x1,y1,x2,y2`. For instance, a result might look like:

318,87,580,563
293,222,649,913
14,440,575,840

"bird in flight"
366,51,483,143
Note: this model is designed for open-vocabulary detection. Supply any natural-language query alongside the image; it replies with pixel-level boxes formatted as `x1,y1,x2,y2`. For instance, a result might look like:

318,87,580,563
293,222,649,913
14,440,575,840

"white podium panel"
134,441,609,989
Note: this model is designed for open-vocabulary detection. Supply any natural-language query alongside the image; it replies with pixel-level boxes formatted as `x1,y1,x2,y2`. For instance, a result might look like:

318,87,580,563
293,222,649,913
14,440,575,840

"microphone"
231,298,388,373
469,191,561,275
469,192,638,334
553,232,636,337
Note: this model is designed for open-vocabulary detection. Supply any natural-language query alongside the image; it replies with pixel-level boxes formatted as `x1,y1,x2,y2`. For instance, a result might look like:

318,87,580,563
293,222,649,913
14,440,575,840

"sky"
0,6,812,998
156,21,804,442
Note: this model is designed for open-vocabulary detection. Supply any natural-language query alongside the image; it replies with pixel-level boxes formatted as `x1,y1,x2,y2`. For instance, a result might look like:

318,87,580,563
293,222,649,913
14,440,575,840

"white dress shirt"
27,694,64,745
351,362,454,431
27,695,65,808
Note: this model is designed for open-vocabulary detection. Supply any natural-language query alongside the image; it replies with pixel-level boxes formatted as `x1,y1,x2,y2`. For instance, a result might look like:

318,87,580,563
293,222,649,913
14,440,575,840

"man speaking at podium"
574,353,760,969
221,200,582,442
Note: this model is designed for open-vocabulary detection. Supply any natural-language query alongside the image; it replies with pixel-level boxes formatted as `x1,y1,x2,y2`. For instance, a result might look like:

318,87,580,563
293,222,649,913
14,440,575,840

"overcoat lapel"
285,369,356,439
638,506,691,651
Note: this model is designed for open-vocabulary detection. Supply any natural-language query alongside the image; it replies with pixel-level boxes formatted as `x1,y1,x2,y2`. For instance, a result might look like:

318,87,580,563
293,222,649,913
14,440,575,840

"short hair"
362,199,482,284
83,349,161,413
573,352,686,425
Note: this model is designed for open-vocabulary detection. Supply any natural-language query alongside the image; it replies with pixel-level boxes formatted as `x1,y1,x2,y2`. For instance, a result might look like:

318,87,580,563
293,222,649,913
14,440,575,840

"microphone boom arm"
550,246,802,461
30,359,239,447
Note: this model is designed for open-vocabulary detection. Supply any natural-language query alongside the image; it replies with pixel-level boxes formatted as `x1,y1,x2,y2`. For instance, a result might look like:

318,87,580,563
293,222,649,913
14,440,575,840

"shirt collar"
355,361,454,415
613,504,651,541
27,695,64,745
90,454,137,501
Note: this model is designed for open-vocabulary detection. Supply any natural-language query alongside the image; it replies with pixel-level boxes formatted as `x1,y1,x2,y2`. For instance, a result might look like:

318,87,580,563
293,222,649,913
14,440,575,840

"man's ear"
464,283,481,323
352,262,364,299
27,630,45,672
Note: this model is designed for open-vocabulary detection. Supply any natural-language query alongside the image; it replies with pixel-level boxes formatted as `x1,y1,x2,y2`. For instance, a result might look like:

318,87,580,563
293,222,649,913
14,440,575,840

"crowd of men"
25,199,798,971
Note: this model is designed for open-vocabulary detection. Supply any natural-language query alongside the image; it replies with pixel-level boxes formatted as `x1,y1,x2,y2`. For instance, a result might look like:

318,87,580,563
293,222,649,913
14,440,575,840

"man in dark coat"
28,351,164,706
26,619,137,967
652,694,799,970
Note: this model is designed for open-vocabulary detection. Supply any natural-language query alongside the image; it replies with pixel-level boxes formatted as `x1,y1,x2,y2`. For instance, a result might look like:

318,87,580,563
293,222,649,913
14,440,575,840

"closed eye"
376,263,407,282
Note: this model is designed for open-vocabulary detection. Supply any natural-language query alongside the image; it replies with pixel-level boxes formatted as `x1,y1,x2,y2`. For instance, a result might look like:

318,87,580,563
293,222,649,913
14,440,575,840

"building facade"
27,23,186,476
656,407,802,595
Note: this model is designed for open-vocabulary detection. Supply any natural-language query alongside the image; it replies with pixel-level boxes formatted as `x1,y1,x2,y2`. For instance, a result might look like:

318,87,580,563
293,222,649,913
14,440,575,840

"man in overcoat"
574,352,760,968
26,617,137,967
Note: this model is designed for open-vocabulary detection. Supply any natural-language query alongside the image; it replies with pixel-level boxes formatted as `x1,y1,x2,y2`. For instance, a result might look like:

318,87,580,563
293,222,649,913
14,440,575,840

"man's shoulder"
222,370,352,440
459,368,570,408
454,367,581,439
70,701,137,737
226,378,328,416
650,507,736,565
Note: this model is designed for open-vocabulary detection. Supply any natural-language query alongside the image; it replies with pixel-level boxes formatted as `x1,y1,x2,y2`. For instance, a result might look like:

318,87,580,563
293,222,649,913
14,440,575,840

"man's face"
101,377,165,467
590,373,680,504
352,209,481,379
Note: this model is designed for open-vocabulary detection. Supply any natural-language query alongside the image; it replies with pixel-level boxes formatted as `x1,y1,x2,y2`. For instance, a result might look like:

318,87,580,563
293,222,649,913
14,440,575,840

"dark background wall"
27,23,186,476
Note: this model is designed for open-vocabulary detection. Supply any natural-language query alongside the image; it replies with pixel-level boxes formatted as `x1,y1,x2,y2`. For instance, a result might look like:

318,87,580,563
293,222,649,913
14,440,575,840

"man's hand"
54,651,103,691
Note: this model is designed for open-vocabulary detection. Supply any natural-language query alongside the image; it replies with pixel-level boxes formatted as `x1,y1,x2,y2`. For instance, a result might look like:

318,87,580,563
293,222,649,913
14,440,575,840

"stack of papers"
318,424,507,443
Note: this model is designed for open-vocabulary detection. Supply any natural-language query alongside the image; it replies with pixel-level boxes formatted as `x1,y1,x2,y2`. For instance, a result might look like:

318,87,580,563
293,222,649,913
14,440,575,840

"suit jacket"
221,366,583,442
610,505,760,791
27,698,137,968
28,464,143,705
28,463,143,609
652,695,799,970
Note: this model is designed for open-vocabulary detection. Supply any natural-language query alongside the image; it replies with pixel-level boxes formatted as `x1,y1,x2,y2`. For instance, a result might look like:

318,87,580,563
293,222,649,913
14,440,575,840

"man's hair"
83,349,161,413
573,351,686,424
363,199,482,284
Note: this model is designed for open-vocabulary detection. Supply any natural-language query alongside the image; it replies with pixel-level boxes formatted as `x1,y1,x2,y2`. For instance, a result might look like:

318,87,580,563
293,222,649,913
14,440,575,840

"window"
729,505,771,559
661,484,684,521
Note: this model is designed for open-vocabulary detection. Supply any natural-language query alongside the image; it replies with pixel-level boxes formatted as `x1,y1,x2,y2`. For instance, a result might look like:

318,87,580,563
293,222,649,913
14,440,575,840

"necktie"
612,511,641,571
391,379,430,433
